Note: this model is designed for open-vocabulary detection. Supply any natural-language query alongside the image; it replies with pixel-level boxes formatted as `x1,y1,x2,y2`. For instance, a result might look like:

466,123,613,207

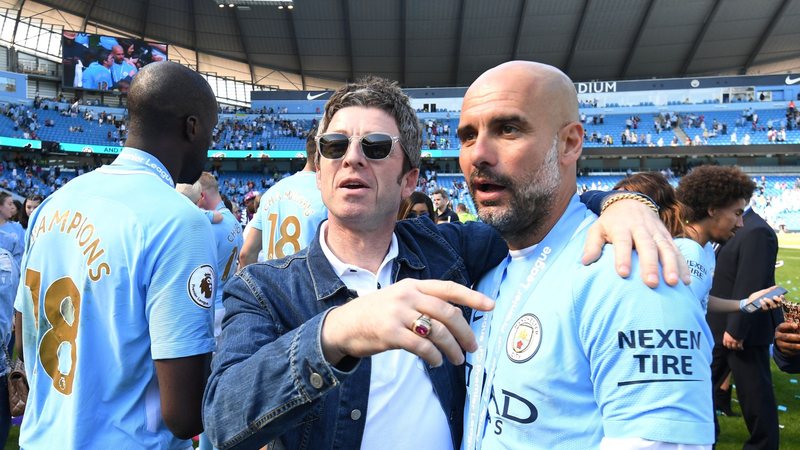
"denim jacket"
204,217,507,450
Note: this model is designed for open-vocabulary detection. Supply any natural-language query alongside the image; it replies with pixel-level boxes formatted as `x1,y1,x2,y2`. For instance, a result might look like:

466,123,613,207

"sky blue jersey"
210,201,243,320
465,196,714,449
81,62,112,90
250,171,326,259
0,221,24,264
675,238,716,312
14,147,216,449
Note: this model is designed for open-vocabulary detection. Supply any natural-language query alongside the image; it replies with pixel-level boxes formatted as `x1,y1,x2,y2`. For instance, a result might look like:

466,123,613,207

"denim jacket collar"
306,220,426,303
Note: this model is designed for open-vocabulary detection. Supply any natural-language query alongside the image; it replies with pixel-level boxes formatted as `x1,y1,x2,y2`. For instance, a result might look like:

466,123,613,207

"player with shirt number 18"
14,62,219,449
238,129,327,267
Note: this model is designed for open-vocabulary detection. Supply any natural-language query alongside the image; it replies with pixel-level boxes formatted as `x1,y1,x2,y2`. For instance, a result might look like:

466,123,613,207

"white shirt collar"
318,221,399,278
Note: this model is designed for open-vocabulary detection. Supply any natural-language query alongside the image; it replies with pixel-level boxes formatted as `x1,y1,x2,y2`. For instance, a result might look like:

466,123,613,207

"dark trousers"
710,343,778,450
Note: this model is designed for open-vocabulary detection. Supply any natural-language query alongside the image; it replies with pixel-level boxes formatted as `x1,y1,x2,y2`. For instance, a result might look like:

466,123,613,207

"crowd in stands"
2,103,42,141
212,115,315,151
0,156,80,199
580,101,800,148
4,96,800,152
5,146,798,233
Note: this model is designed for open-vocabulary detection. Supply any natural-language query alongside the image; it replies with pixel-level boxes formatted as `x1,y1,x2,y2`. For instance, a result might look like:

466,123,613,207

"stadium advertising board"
252,73,800,102
61,31,168,93
0,136,41,149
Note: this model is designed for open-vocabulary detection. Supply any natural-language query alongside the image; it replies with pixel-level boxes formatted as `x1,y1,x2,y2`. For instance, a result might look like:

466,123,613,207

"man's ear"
559,122,583,166
185,115,199,141
400,168,420,199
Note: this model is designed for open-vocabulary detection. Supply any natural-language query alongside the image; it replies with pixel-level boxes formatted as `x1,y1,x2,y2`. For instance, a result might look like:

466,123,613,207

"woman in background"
0,193,23,265
613,172,781,313
398,191,436,222
19,194,43,230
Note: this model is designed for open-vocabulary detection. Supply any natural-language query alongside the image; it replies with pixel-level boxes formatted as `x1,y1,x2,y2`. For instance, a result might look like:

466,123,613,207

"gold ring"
411,314,433,338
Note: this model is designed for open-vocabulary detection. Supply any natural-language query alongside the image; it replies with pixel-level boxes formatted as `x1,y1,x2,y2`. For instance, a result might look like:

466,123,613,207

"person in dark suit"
707,201,781,449
774,321,800,373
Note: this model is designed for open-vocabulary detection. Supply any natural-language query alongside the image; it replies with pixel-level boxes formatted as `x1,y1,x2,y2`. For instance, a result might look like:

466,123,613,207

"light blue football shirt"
250,171,326,259
0,230,19,374
675,238,716,312
81,62,112,90
209,200,243,334
14,147,216,449
465,196,714,449
0,221,24,264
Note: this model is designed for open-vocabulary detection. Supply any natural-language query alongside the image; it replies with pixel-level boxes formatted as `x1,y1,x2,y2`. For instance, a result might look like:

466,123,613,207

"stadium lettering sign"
575,81,617,94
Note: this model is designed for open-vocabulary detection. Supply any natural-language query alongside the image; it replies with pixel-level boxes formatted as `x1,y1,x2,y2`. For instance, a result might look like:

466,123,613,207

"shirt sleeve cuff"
289,306,362,398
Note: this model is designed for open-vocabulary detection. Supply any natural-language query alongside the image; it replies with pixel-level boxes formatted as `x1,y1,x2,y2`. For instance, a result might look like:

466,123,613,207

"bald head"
466,61,579,127
127,62,217,140
458,60,585,248
126,62,218,183
111,44,125,63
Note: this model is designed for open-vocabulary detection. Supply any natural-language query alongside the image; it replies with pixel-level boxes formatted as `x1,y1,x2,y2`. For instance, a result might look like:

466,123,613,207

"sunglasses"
316,132,401,160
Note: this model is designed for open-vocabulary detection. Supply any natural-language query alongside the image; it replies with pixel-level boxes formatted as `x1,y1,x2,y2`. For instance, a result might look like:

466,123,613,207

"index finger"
413,280,495,312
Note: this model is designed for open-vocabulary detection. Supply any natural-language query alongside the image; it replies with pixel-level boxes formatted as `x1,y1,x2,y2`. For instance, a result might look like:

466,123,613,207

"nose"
341,137,366,167
461,131,497,170
735,215,745,229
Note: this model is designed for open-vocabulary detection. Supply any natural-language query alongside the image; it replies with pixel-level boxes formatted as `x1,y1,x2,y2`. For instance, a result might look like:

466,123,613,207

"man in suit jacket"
708,207,781,449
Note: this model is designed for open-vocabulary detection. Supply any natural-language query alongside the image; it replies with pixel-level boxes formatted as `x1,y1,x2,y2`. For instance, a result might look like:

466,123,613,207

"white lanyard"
98,147,175,187
465,198,593,450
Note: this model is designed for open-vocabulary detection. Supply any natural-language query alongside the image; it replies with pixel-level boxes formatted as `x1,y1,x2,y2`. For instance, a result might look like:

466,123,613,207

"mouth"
474,181,506,193
470,173,509,201
339,178,369,190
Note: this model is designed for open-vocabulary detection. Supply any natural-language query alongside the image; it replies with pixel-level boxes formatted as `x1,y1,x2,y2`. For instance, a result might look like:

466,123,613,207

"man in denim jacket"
204,76,686,450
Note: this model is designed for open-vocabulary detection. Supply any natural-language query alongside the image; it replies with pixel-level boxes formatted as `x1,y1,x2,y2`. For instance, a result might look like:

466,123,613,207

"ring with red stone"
411,314,433,338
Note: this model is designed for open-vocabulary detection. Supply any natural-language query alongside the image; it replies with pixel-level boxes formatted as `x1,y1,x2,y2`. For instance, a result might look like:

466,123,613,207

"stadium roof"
34,0,800,89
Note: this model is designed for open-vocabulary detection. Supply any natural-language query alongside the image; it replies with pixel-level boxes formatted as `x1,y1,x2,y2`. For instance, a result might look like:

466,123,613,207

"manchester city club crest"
506,313,542,363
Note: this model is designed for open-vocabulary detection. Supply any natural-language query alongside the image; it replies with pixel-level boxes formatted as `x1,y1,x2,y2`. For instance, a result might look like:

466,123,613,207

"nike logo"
786,75,800,85
306,92,328,100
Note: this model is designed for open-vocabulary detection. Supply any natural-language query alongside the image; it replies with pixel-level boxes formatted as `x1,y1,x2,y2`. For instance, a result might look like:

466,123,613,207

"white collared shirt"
319,222,453,450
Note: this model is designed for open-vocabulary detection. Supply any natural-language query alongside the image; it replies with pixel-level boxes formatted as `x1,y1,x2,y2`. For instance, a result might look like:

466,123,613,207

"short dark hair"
432,188,449,200
97,49,111,64
676,166,755,223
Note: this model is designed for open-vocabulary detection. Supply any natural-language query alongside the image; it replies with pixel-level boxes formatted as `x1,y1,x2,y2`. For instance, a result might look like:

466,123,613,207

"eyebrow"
457,114,532,135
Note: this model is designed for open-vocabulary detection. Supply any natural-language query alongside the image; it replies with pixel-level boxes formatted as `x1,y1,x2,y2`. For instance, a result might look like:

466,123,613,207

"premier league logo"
506,314,542,363
187,264,215,309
